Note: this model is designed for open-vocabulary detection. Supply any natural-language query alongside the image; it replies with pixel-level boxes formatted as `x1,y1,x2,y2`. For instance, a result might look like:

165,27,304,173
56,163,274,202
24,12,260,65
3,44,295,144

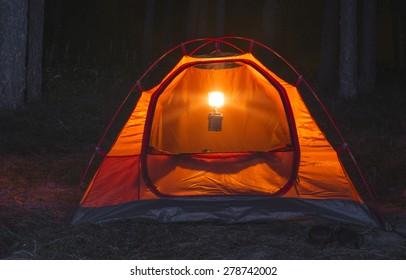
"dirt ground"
0,152,405,260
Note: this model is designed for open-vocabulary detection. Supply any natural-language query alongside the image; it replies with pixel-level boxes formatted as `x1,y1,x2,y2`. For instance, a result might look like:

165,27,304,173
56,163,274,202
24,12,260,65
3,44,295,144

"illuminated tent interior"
72,38,380,228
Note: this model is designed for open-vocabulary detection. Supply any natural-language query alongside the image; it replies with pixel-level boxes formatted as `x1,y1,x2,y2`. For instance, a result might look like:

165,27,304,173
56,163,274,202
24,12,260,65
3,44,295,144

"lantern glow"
208,91,224,131
208,91,224,109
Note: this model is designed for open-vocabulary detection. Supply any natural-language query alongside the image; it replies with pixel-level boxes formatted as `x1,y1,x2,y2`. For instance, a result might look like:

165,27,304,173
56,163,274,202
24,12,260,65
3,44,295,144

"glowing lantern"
208,91,224,131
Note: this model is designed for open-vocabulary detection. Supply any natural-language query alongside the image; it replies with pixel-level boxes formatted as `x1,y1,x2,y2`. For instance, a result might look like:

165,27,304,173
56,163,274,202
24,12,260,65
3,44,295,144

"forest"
0,0,406,260
2,0,406,109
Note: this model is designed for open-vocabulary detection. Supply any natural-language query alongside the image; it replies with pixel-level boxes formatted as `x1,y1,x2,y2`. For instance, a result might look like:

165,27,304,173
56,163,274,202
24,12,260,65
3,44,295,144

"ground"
0,67,405,259
0,188,405,259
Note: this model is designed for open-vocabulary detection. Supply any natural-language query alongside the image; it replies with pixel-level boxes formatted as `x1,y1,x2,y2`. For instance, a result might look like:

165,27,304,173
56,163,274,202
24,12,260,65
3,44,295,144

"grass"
0,66,405,259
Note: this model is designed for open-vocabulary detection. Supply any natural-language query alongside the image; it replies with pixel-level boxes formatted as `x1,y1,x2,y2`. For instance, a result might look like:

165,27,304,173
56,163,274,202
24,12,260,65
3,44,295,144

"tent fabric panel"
107,92,152,157
72,197,379,227
286,85,362,202
81,156,140,208
150,63,290,154
107,70,189,157
146,151,294,196
294,148,360,200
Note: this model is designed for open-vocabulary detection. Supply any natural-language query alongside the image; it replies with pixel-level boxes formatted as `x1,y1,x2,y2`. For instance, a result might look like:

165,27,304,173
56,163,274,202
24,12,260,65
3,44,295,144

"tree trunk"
393,0,406,71
391,0,401,71
262,0,281,47
142,0,155,65
186,0,198,39
339,0,358,98
359,0,377,92
162,0,173,50
0,0,29,111
197,0,209,37
402,1,406,71
26,0,44,103
216,0,225,38
47,0,63,66
318,0,339,92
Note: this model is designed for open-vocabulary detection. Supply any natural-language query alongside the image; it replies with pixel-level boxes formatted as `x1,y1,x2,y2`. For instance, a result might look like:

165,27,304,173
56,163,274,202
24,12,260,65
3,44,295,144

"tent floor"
72,197,380,228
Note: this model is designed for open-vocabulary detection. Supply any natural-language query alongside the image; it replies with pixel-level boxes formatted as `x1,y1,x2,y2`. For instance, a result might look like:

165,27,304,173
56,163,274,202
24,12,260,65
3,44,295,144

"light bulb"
208,91,224,108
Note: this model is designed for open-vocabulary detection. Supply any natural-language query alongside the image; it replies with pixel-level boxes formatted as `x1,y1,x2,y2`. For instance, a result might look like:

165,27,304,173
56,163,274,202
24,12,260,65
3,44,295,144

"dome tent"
72,37,381,228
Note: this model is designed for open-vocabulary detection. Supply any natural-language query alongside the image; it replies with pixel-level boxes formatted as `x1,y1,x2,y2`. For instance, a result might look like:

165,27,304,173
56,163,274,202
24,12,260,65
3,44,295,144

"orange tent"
72,37,380,227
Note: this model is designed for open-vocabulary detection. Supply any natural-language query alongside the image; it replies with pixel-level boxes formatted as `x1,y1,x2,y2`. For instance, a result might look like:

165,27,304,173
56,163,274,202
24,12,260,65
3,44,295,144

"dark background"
43,0,405,79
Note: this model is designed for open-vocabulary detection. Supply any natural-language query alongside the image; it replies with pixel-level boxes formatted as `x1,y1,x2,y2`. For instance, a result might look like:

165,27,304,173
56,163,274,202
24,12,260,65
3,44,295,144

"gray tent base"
72,197,380,228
